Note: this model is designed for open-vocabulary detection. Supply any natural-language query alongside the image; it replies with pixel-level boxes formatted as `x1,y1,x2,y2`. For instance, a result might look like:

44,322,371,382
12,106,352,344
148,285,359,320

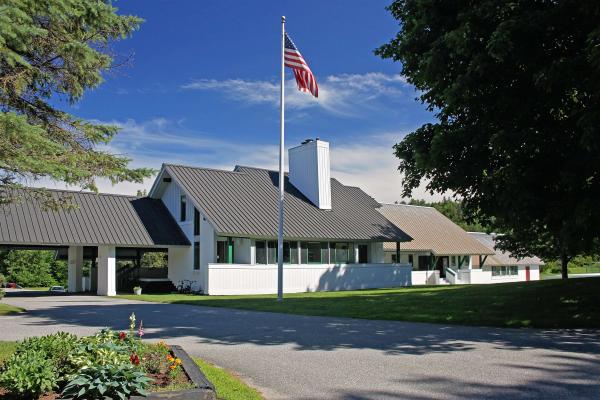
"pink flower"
138,320,144,338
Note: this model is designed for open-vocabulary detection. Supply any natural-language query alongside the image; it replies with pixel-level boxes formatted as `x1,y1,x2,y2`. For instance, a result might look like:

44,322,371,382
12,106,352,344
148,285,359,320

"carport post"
67,246,84,292
97,245,117,296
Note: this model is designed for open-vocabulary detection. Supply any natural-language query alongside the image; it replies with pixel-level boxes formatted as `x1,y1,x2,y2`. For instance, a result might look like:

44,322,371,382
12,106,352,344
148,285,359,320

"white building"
468,232,542,283
379,203,541,285
148,139,412,295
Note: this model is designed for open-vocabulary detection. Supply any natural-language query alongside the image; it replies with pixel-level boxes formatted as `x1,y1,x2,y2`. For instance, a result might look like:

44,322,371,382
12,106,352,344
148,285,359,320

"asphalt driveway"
1,293,599,399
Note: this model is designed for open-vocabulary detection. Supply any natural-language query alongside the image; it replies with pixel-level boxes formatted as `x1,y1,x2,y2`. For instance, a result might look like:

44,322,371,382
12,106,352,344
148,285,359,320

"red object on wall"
525,266,530,281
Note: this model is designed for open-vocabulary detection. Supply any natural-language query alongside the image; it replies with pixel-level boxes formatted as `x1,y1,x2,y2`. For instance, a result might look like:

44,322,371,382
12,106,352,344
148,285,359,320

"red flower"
130,353,140,365
119,331,127,341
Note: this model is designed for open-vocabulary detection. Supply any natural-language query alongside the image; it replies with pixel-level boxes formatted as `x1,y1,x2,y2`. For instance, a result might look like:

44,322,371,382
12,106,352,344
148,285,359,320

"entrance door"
525,266,530,281
358,244,368,263
216,241,226,263
436,256,449,278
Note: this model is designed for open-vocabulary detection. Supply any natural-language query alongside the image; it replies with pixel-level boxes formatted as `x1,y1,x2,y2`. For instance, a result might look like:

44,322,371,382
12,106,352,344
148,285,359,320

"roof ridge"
381,202,435,210
165,163,248,175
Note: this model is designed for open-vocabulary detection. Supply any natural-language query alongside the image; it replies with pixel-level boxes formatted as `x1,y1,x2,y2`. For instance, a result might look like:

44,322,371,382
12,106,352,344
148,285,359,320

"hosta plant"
62,363,152,400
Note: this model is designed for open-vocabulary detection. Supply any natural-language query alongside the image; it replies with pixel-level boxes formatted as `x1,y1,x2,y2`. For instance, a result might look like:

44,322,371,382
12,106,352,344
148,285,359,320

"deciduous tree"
377,1,600,279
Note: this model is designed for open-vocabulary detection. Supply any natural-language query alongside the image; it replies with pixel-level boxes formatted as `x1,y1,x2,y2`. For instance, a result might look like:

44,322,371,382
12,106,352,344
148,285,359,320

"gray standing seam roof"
0,189,189,247
164,164,411,241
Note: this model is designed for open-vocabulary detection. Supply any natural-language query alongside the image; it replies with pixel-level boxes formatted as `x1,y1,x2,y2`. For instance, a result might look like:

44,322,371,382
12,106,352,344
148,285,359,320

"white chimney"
288,139,332,210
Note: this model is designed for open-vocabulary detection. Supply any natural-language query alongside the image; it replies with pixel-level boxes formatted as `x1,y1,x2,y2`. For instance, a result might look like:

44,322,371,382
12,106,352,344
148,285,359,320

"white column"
67,246,84,292
354,245,359,264
97,245,116,296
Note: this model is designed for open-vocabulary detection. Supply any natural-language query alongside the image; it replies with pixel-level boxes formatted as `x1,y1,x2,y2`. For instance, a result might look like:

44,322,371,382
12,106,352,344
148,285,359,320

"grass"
0,342,17,365
195,359,263,400
0,302,23,316
119,278,600,329
0,341,262,400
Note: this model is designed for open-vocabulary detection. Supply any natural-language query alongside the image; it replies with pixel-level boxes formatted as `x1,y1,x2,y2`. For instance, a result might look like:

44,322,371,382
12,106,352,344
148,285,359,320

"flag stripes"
284,33,318,98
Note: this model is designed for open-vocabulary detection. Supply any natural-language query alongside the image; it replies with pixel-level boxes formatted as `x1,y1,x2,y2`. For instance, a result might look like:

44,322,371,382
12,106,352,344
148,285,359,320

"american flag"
284,33,318,98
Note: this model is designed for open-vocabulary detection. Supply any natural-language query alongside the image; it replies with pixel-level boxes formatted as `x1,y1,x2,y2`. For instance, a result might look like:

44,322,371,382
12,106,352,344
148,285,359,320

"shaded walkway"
2,295,599,399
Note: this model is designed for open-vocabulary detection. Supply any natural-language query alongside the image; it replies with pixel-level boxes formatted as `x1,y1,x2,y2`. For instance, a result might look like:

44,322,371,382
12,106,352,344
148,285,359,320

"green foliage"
0,272,5,286
0,250,63,287
0,288,4,299
0,0,153,207
62,363,151,400
377,1,600,276
0,348,57,398
404,198,489,232
141,251,168,268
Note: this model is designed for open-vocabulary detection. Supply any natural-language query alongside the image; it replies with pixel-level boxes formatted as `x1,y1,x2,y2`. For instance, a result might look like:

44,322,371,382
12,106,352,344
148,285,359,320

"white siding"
207,263,412,295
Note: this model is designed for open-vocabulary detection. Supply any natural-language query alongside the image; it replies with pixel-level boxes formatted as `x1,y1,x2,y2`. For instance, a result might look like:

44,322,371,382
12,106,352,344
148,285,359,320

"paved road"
1,293,599,399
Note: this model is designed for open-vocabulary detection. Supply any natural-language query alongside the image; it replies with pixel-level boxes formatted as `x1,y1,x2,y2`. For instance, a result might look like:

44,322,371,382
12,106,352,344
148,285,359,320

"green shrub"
62,363,151,400
0,288,4,300
15,333,81,381
1,250,57,287
0,350,57,398
0,273,5,287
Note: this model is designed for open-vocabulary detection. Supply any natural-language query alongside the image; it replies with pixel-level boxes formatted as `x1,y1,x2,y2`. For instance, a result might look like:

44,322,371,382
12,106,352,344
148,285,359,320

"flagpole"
277,15,286,302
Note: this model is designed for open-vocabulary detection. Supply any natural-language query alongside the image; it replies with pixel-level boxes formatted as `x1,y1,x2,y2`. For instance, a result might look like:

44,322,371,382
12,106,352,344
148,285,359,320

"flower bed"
0,314,215,399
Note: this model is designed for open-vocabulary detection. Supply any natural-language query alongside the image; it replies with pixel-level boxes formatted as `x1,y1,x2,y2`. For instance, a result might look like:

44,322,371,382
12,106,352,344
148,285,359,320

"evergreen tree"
0,0,152,208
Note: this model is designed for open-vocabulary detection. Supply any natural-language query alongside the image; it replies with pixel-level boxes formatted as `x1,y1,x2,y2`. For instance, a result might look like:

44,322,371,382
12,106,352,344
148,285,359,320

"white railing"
445,267,458,284
207,263,412,295
411,270,439,285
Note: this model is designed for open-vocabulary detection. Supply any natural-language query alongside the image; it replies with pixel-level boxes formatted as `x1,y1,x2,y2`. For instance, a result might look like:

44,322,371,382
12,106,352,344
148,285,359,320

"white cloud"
181,72,412,116
30,119,448,203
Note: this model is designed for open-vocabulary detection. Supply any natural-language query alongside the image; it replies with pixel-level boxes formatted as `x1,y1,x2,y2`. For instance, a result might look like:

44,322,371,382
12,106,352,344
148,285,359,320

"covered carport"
0,189,189,295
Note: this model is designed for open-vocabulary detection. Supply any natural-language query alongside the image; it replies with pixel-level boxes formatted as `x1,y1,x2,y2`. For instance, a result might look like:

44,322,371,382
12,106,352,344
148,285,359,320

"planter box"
132,345,216,400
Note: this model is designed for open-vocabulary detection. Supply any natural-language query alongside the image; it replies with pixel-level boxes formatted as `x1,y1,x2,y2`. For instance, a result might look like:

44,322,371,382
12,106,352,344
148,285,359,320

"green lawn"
0,341,263,400
0,302,23,316
195,359,263,400
119,278,600,328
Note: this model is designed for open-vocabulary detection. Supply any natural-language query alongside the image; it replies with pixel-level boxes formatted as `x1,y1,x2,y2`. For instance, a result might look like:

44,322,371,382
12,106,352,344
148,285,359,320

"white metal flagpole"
277,16,286,302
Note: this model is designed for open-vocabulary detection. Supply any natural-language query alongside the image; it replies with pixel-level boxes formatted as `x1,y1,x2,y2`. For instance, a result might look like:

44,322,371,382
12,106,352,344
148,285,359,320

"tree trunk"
561,254,569,280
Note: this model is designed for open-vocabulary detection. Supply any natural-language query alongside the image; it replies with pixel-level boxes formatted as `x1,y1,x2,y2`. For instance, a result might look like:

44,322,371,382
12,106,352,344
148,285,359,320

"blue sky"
55,0,439,202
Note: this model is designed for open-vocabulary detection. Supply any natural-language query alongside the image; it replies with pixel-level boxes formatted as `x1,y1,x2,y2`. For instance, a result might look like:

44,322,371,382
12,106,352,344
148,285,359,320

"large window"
331,242,353,264
193,242,200,270
255,241,298,264
492,265,518,276
180,195,187,222
300,242,324,263
194,208,200,236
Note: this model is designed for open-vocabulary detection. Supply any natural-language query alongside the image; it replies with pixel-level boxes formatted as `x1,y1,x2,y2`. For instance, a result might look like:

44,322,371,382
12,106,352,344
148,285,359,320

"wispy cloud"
181,72,412,116
35,118,448,202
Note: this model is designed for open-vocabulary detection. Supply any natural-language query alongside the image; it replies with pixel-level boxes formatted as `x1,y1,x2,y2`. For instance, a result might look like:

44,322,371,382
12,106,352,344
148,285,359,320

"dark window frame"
193,241,200,270
180,194,187,222
194,208,200,236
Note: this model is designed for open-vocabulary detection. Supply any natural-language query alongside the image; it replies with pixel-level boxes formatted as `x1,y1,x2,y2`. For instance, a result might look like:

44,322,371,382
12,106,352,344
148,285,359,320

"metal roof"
162,164,411,241
469,232,544,266
0,189,189,247
379,204,494,255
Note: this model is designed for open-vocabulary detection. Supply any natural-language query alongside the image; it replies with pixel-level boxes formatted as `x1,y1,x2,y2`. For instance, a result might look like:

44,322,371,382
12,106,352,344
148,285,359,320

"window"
194,208,200,236
358,244,368,263
193,242,200,270
256,240,298,264
256,241,267,264
180,195,187,221
492,265,519,276
300,242,323,263
267,241,277,264
391,254,397,263
331,242,351,264
408,254,414,265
